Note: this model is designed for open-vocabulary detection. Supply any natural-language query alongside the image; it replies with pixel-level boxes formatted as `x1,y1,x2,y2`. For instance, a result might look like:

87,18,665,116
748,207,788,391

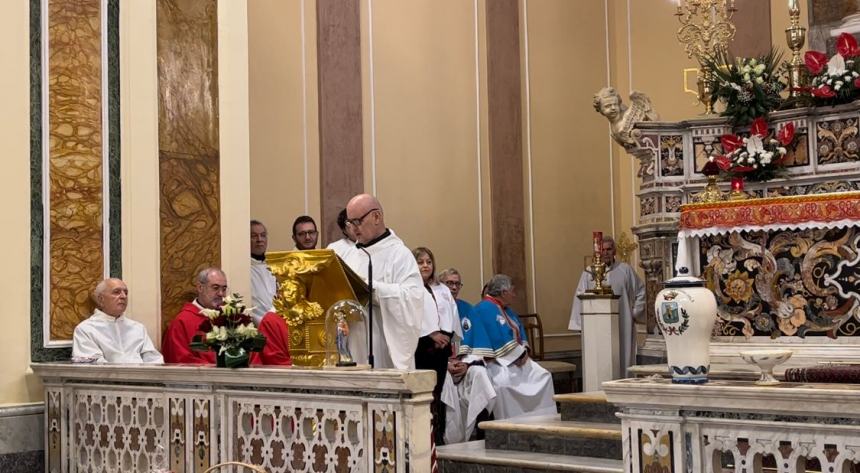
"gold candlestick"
785,3,807,97
675,0,738,115
587,253,614,296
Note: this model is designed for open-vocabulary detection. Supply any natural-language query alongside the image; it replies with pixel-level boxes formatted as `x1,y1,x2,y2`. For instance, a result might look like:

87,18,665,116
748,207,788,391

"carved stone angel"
593,87,659,150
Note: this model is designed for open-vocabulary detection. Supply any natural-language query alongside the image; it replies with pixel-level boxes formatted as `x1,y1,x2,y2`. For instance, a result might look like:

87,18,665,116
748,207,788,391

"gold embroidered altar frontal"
679,192,860,233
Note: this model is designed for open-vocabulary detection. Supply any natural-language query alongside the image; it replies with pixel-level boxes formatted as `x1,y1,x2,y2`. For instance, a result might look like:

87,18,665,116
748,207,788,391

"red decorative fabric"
679,192,860,231
258,312,292,366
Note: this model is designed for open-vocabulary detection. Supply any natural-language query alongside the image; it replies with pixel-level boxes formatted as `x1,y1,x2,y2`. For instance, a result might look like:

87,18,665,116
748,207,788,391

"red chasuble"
162,303,216,364
258,312,292,366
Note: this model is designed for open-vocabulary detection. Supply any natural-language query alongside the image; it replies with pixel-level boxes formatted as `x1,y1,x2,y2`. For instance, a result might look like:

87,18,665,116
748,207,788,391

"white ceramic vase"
655,275,717,384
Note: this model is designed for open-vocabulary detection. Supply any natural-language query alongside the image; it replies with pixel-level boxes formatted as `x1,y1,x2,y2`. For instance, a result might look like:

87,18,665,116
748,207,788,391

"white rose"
215,326,229,342
777,147,786,154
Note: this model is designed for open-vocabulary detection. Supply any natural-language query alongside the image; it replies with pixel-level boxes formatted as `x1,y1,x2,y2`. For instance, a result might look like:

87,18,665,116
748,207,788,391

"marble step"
437,440,624,473
555,391,619,423
480,414,623,460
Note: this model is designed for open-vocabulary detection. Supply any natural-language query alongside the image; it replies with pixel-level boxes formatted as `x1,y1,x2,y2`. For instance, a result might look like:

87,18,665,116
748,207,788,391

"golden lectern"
265,249,368,367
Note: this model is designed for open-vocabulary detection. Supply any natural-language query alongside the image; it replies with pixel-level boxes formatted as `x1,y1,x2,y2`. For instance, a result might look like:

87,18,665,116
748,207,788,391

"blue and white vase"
655,273,717,384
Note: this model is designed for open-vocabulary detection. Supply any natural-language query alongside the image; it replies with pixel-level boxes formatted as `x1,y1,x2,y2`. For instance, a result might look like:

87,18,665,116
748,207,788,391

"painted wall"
248,0,320,252
0,0,42,405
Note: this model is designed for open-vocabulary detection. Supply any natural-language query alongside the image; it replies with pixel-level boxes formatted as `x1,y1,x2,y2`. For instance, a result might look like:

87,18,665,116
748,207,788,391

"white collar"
93,308,124,322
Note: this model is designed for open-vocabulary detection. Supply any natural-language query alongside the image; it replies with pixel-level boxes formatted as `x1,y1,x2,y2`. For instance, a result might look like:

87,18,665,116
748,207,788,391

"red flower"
811,85,836,98
713,155,732,171
804,50,828,75
213,315,228,327
836,32,860,58
777,122,795,146
720,134,744,153
750,117,768,138
854,77,860,89
198,319,213,333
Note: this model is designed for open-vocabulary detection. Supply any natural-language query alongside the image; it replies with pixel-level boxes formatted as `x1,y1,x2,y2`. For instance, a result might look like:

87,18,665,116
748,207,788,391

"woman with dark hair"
412,246,461,444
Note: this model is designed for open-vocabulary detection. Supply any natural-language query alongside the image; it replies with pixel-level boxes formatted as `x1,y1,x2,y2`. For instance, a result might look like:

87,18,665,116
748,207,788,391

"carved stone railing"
32,363,434,473
604,377,860,473
629,102,860,350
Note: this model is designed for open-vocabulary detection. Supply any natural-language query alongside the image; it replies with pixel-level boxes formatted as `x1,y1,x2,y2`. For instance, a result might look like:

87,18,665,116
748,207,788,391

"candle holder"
785,2,807,97
586,253,614,296
728,175,749,200
675,0,738,115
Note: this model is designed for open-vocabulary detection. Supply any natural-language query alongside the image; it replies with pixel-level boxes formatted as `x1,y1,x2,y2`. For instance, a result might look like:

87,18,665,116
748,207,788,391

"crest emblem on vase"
661,301,680,324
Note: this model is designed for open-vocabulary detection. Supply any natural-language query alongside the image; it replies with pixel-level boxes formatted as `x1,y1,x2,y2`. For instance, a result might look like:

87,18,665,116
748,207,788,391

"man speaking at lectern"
340,194,424,370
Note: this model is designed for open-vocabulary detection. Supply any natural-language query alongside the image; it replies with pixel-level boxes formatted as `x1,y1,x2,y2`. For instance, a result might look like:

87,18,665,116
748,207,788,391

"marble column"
580,294,621,392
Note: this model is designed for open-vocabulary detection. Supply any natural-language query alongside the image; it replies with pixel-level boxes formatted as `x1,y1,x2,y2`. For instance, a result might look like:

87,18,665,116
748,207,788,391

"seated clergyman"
72,278,163,364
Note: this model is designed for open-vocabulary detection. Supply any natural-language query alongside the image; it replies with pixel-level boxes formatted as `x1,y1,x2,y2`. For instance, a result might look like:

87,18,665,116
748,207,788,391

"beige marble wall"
48,0,104,342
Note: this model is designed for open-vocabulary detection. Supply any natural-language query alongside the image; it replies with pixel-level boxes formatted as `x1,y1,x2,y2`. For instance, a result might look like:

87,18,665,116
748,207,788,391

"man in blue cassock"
462,274,556,420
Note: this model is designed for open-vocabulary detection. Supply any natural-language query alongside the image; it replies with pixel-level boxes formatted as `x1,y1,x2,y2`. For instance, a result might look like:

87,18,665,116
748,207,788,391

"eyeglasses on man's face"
443,280,463,288
295,230,318,238
345,208,379,227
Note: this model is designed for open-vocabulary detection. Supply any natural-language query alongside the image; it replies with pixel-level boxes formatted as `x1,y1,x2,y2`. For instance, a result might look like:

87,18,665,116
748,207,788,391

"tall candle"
788,0,798,11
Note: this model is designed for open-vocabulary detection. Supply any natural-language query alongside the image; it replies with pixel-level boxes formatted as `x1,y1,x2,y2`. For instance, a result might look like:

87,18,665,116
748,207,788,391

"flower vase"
655,273,717,384
216,348,250,368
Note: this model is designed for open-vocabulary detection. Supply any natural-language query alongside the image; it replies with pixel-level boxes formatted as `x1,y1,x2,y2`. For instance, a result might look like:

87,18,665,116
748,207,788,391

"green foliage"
703,48,786,126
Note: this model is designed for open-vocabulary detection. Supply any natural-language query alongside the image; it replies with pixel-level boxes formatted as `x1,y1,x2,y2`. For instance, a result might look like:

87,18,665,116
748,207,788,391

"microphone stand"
358,245,374,368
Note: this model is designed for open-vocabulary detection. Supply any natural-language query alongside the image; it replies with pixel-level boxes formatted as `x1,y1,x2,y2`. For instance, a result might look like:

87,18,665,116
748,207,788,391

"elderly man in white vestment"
340,194,424,370
72,278,163,363
250,220,277,324
568,236,646,376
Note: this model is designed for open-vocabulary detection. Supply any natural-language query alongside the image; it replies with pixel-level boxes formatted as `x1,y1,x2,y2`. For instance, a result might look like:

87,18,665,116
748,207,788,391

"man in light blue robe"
464,274,556,420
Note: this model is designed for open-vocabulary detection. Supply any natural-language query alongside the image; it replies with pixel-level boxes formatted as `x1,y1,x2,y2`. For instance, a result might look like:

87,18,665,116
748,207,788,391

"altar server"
72,278,163,364
568,235,646,376
413,247,463,444
340,194,424,370
326,209,357,259
250,220,277,323
467,274,556,420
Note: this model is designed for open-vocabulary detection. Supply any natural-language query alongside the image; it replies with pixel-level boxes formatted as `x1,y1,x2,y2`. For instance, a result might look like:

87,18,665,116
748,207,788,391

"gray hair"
484,274,513,297
250,219,266,228
196,267,225,285
92,278,122,305
437,267,461,282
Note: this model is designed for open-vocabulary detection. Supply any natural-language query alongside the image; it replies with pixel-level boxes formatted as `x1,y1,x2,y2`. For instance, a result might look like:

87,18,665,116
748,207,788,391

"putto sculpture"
593,87,659,150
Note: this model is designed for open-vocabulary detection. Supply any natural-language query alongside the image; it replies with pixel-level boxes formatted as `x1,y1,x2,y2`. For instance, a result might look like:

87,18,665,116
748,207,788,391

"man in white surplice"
568,236,646,376
72,278,163,364
250,219,277,324
340,194,424,370
326,209,357,259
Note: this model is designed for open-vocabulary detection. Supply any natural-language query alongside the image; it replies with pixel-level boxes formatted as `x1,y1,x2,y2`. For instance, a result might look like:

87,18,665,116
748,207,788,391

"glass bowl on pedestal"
739,349,793,386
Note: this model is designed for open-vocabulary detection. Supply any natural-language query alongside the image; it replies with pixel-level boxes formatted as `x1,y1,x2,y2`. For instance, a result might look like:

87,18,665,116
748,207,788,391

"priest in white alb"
72,278,163,364
568,235,646,376
250,219,277,324
340,194,424,370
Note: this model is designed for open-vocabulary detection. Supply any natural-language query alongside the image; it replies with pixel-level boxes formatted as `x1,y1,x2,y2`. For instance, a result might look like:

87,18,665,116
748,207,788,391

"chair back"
518,313,545,361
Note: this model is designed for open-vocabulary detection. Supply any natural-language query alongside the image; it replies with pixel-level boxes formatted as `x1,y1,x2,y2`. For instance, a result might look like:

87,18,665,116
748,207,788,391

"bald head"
345,194,385,244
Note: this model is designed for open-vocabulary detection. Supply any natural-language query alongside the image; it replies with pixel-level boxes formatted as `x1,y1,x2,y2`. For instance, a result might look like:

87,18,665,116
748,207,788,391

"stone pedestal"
580,294,621,392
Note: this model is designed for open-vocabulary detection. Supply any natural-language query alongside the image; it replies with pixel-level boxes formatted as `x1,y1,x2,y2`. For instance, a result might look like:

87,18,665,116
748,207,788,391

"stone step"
554,391,619,423
479,414,623,460
437,440,624,473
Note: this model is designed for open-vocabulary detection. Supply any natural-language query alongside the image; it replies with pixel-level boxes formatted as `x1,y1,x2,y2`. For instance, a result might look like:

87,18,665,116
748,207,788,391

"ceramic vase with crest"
654,269,717,384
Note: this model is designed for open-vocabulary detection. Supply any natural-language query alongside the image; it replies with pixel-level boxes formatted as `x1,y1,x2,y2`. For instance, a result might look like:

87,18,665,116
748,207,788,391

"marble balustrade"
32,363,434,473
604,377,860,473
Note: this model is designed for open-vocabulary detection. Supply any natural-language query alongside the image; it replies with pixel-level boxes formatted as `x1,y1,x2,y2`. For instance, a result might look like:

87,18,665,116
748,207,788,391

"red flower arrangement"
804,33,860,103
709,117,796,183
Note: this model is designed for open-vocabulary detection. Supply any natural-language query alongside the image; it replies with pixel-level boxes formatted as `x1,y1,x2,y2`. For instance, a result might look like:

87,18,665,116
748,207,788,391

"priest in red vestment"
258,312,292,366
161,268,227,364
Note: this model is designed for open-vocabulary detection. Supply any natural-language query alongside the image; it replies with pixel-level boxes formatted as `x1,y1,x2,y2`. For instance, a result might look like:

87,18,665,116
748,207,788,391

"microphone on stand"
357,244,374,369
